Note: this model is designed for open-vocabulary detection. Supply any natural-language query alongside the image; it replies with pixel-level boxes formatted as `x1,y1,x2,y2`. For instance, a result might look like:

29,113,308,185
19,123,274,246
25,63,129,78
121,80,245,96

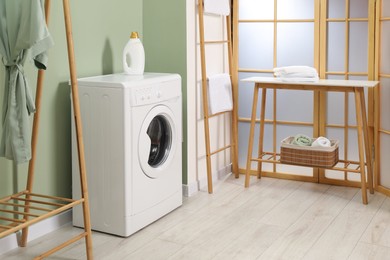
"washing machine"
72,73,182,237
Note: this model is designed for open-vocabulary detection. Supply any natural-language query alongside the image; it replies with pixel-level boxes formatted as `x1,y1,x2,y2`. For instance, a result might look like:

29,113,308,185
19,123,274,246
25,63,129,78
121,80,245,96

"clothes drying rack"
198,0,239,193
0,0,93,259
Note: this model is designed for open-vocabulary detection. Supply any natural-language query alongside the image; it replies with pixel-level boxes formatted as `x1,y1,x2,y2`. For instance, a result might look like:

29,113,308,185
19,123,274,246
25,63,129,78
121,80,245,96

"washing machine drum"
138,105,177,178
147,115,172,166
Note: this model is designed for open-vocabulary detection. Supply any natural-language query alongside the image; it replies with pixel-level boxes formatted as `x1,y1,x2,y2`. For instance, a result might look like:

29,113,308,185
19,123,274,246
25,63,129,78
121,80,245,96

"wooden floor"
2,175,390,260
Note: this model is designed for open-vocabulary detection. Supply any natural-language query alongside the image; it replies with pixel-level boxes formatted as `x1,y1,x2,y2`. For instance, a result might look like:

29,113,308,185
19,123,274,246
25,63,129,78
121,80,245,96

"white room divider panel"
376,0,390,194
237,0,319,181
237,0,379,188
320,0,375,186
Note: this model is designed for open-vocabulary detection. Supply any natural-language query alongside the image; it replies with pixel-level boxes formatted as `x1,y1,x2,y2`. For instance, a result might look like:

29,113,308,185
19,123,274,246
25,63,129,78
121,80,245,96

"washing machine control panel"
131,79,181,106
135,87,162,105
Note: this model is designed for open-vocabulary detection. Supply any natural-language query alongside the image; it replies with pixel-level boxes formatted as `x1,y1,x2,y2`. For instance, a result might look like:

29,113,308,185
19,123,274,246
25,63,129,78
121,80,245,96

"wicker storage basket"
280,136,339,168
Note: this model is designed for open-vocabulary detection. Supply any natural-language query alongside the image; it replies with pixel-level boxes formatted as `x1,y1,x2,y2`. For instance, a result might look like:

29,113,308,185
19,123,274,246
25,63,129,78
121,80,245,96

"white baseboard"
0,210,72,256
182,180,199,197
182,164,232,197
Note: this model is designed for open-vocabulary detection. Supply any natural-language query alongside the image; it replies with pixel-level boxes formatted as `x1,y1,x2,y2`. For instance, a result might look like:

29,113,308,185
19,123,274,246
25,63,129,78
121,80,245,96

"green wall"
0,0,188,199
0,0,143,198
143,0,187,184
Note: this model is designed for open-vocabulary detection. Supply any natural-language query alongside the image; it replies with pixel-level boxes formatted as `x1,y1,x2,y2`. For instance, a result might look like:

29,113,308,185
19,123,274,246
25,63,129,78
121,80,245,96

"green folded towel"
292,134,312,146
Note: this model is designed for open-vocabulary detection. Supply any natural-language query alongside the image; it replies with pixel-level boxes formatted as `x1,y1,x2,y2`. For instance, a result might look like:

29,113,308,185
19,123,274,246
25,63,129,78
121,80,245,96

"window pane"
380,133,390,188
381,21,390,74
276,90,313,123
380,78,390,130
238,72,274,118
327,22,345,72
239,23,274,69
277,23,314,67
349,22,368,72
239,0,274,20
349,0,368,18
327,92,345,125
383,0,390,17
328,0,345,19
277,0,315,19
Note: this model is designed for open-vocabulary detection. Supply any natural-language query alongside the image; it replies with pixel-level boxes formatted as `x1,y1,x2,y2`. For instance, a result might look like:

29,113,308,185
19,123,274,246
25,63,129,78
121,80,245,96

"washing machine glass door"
139,105,177,178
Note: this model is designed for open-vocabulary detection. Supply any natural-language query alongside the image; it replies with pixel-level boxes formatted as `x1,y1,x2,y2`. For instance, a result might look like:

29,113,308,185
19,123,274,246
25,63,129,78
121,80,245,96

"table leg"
245,85,259,188
354,88,368,204
257,88,267,179
359,88,374,194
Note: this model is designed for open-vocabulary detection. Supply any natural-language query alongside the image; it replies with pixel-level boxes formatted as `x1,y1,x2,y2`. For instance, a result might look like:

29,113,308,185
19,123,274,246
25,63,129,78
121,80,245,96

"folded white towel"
273,66,318,75
311,136,331,147
274,66,319,79
204,0,230,16
207,73,233,115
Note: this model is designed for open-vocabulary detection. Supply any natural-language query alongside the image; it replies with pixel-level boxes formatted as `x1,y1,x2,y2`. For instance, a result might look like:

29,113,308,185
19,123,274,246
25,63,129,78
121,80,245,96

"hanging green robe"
0,0,54,163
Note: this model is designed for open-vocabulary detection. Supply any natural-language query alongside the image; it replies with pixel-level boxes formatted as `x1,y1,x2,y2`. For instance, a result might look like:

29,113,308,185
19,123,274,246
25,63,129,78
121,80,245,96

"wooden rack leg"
198,0,214,194
20,0,52,247
245,85,259,187
354,88,368,205
63,0,93,258
359,88,374,194
226,15,239,178
256,88,267,179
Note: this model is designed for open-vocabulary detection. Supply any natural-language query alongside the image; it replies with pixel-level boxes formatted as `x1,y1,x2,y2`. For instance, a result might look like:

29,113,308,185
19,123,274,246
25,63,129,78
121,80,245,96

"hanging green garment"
0,0,53,163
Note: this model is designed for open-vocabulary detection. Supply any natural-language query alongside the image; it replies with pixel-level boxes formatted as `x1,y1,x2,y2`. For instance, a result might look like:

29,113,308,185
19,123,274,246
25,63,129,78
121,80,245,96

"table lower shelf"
0,191,83,238
251,152,366,173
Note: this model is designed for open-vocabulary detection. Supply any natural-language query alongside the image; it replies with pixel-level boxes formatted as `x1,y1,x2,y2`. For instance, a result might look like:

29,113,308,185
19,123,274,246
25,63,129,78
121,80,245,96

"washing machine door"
138,105,177,178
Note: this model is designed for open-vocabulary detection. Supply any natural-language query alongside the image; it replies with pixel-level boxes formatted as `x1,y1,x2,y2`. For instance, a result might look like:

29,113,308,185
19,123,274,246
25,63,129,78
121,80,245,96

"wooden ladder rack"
0,0,93,259
198,0,239,194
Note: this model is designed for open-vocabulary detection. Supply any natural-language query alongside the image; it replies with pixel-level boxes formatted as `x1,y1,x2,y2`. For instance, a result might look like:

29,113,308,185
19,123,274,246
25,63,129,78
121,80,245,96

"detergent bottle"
122,32,145,75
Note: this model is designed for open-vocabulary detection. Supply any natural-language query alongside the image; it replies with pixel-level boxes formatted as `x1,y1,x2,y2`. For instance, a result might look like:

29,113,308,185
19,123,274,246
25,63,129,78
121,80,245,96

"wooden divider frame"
235,0,378,190
0,0,93,259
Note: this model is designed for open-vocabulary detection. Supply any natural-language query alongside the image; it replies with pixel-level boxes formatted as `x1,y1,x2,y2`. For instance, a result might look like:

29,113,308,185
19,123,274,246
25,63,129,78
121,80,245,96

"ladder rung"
10,197,66,207
0,208,40,217
0,202,52,212
0,216,26,223
0,224,12,230
210,144,231,156
204,40,230,44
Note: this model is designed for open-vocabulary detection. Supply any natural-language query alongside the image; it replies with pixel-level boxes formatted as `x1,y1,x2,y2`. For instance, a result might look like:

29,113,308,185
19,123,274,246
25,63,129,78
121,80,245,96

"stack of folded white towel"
273,66,319,82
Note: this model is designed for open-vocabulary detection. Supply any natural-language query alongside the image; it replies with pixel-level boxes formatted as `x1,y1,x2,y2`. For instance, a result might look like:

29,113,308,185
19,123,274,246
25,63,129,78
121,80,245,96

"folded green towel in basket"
292,134,312,146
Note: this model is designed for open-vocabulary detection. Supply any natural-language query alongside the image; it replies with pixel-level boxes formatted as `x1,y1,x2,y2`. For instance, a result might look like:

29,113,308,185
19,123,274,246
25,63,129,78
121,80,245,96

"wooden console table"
243,77,379,204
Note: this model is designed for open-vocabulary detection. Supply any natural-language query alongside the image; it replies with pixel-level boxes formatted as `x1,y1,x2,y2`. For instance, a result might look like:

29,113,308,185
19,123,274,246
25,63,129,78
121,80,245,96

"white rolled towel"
311,136,331,147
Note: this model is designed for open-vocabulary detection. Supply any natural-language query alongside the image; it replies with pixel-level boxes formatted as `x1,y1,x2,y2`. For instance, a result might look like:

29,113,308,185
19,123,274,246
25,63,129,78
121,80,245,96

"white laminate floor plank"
232,178,304,222
123,238,183,260
360,196,390,247
167,214,253,260
348,242,390,260
257,185,359,260
260,182,331,228
302,191,386,260
1,176,389,260
212,223,285,260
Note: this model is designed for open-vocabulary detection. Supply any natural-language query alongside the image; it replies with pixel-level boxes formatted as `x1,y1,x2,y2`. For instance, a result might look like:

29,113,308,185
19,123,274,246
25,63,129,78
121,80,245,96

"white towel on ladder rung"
207,73,233,115
203,0,230,16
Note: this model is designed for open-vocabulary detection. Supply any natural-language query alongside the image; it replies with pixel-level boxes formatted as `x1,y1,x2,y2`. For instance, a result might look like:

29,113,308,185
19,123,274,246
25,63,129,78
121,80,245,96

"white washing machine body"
72,73,182,237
